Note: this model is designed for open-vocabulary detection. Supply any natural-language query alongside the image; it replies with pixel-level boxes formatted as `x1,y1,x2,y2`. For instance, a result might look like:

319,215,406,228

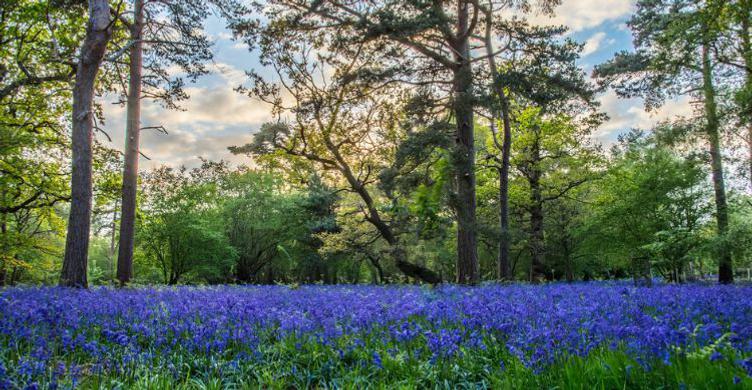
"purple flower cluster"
0,283,750,385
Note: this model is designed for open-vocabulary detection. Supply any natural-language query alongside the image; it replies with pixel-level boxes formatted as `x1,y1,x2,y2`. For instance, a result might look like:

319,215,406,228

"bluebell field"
1,283,751,388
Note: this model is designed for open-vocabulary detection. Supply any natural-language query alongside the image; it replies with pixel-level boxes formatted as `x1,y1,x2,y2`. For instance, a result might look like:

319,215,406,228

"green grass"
58,338,751,389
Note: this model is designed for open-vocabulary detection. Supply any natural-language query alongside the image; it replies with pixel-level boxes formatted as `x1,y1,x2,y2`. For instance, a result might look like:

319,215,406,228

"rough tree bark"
452,0,479,284
702,42,733,284
116,0,144,286
497,121,512,280
60,0,113,288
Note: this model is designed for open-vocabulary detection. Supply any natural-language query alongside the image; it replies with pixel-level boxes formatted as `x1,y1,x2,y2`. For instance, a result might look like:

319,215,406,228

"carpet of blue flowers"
1,283,752,388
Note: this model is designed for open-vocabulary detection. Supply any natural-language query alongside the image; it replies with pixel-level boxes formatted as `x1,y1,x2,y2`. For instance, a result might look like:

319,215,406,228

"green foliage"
721,199,752,272
593,0,725,109
221,170,356,284
137,163,237,284
129,164,352,285
408,151,452,240
510,107,601,203
580,130,711,281
0,0,86,285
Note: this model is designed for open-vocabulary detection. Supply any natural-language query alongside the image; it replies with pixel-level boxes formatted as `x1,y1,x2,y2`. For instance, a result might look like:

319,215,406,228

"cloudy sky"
100,0,693,169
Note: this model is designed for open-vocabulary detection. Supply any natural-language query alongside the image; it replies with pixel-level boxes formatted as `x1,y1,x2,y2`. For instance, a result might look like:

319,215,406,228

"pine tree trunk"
702,43,733,284
528,128,545,283
452,0,479,284
498,107,512,280
497,164,511,279
117,0,144,286
484,14,512,280
60,0,113,288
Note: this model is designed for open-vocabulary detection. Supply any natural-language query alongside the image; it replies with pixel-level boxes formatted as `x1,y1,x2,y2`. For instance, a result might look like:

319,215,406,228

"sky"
100,0,695,169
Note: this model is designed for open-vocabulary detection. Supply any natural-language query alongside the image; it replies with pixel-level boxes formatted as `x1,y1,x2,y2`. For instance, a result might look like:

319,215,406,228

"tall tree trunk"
484,15,512,280
60,0,113,288
116,0,144,286
497,113,512,280
702,42,733,284
528,129,545,283
497,163,511,279
452,0,479,284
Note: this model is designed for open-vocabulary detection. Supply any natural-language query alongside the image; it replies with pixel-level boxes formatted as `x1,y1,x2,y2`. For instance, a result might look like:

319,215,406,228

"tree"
114,0,246,285
235,0,563,284
0,1,81,102
543,190,590,282
223,171,307,283
230,38,441,283
138,163,236,285
715,1,752,189
595,0,734,283
115,0,144,286
581,130,711,284
509,108,601,282
60,0,114,288
479,17,595,279
0,1,86,284
293,174,342,283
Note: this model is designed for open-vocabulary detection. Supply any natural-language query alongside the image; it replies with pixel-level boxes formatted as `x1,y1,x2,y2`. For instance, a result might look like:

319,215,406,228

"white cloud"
137,130,253,168
140,86,270,132
214,31,233,40
582,32,607,56
594,90,695,142
529,0,635,31
211,62,250,86
99,62,270,169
